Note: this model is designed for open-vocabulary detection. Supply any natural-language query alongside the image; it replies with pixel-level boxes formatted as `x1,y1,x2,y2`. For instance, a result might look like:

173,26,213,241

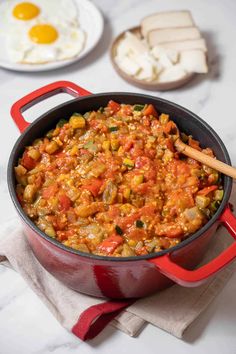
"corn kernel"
123,188,131,199
123,158,134,168
57,174,67,182
45,225,56,238
111,138,119,151
23,184,37,202
159,113,169,125
117,146,124,156
45,141,59,154
69,115,86,129
70,145,79,156
120,203,133,215
15,165,27,177
102,140,110,151
128,239,137,247
53,137,63,146
28,148,41,160
132,174,144,186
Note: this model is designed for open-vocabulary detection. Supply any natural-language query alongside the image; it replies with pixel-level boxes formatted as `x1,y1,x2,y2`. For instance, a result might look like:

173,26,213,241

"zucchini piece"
133,104,145,111
56,119,67,127
214,189,224,201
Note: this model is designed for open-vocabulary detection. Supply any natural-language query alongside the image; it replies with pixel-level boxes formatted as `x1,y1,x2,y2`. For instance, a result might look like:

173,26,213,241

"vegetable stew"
15,101,224,257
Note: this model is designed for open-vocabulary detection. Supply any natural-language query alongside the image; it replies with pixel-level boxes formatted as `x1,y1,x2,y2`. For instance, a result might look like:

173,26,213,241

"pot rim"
7,92,233,262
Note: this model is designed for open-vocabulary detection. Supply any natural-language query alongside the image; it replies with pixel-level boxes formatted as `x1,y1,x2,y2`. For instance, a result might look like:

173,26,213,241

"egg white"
7,24,85,63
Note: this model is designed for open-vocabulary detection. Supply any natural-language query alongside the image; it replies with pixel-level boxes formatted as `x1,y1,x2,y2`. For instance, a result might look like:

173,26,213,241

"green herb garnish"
115,225,123,235
109,126,119,132
133,104,145,111
136,220,144,228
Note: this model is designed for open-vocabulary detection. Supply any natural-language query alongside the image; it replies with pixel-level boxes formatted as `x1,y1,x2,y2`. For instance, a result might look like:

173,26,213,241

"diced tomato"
142,116,151,126
163,121,177,135
166,226,184,238
135,246,148,256
42,184,58,199
197,185,218,196
34,174,43,189
144,147,156,159
81,178,103,197
144,168,156,182
58,194,72,211
135,181,153,195
123,140,134,152
101,125,108,133
57,229,75,241
54,151,66,158
128,228,147,241
122,105,133,116
135,156,151,169
188,137,201,151
17,193,23,205
108,100,121,114
139,204,156,217
107,205,120,218
118,213,140,230
166,138,175,152
80,148,91,155
156,223,183,238
143,104,158,118
21,151,36,170
98,234,124,254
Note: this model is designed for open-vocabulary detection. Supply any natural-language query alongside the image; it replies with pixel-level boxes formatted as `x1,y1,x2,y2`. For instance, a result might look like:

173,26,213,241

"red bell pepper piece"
143,104,158,118
108,100,121,113
58,194,72,211
81,178,103,197
98,234,124,254
42,184,58,199
197,185,218,196
163,121,177,135
21,151,36,170
188,137,201,151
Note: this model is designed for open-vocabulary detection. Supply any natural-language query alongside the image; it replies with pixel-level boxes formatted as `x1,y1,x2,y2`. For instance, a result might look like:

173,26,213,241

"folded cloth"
1,183,236,341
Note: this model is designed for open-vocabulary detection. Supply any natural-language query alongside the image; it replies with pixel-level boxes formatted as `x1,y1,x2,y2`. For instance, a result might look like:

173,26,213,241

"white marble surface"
0,0,236,353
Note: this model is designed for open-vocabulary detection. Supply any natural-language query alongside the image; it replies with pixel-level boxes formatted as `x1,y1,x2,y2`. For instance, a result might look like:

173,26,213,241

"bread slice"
148,27,201,47
179,50,208,73
159,38,207,52
157,64,187,83
141,10,194,37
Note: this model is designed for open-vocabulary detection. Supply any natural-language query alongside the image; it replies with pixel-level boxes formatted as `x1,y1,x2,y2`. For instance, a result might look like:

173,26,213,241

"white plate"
0,0,104,72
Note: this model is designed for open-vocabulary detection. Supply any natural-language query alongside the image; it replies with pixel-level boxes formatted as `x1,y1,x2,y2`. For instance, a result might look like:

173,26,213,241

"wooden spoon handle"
175,139,236,179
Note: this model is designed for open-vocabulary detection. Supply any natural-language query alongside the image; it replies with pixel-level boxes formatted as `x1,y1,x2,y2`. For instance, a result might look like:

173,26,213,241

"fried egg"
0,0,86,64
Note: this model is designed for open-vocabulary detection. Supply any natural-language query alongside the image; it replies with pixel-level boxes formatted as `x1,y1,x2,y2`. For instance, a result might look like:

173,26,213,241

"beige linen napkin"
0,184,236,340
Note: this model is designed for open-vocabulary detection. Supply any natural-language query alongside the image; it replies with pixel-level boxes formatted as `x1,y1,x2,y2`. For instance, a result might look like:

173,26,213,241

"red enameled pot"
7,81,236,299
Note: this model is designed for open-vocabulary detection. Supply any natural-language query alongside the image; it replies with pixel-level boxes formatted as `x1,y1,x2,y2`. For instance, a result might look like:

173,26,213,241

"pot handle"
148,205,236,287
11,81,91,133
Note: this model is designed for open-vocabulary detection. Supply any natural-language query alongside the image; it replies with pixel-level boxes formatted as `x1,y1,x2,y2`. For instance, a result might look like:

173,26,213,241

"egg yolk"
13,2,40,20
29,24,58,44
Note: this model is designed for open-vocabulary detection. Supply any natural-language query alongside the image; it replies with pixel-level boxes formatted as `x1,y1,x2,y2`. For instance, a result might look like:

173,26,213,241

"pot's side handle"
11,81,91,133
148,205,236,287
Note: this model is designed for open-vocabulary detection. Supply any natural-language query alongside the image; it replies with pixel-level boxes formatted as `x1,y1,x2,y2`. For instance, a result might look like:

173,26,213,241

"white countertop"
1,0,236,353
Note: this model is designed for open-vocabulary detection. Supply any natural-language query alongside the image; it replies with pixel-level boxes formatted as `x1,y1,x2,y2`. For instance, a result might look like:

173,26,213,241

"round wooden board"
110,27,195,91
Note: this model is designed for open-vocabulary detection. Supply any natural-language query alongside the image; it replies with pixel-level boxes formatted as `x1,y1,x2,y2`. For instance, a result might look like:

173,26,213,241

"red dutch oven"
7,81,236,299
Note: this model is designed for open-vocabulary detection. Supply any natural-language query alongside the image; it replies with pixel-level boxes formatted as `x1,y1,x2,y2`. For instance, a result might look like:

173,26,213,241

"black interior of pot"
8,92,232,261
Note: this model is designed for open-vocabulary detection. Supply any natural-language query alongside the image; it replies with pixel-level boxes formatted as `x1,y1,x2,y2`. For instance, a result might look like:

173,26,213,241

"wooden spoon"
174,138,236,179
